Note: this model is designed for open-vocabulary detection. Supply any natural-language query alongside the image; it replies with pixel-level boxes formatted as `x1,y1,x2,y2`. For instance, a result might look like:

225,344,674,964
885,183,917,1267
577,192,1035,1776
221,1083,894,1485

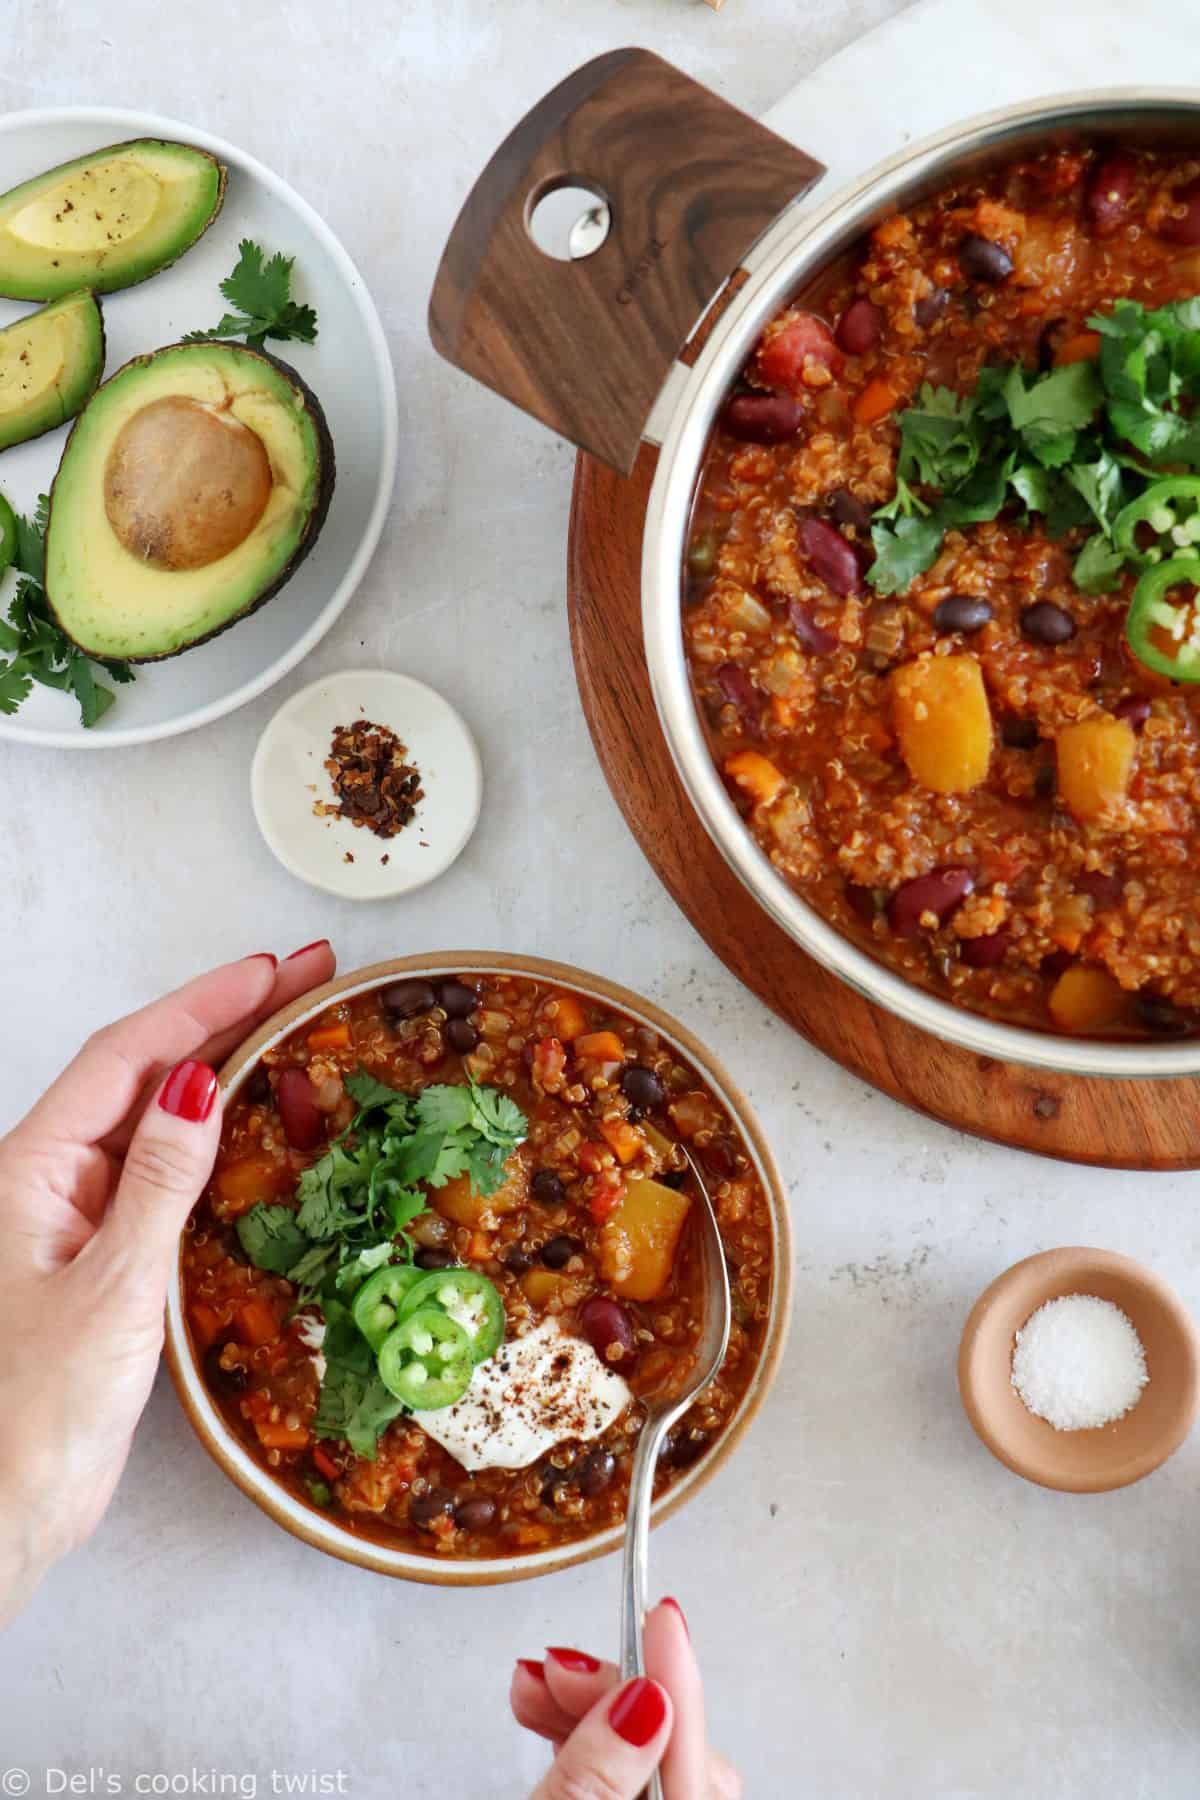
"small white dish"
251,669,482,900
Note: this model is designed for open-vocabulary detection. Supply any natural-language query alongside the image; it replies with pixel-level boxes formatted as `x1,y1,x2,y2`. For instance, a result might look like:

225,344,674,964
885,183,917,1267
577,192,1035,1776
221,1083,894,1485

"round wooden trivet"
567,446,1200,1170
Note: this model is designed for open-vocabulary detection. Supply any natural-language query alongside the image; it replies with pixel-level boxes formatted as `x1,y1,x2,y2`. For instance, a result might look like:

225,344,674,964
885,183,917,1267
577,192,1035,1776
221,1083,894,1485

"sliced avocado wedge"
45,340,334,662
0,290,104,451
0,140,225,300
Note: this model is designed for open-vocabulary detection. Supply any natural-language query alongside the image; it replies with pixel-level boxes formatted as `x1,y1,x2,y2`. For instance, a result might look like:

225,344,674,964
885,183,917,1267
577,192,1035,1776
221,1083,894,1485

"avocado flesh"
0,140,225,300
45,341,334,662
0,289,104,451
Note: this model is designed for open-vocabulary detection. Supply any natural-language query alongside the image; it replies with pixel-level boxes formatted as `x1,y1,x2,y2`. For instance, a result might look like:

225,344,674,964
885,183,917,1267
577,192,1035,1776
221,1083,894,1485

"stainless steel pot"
430,52,1200,1079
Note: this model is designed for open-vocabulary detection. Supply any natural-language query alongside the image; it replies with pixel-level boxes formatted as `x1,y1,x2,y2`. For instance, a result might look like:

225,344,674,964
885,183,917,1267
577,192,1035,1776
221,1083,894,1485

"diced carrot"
237,1297,280,1348
215,1153,292,1217
575,1030,626,1062
853,377,900,425
466,1231,492,1262
549,992,588,1042
1018,291,1047,316
724,749,786,807
189,1302,223,1352
307,1020,352,1052
254,1417,310,1452
312,1446,340,1482
599,1115,644,1166
1054,330,1102,366
873,214,911,249
770,695,797,730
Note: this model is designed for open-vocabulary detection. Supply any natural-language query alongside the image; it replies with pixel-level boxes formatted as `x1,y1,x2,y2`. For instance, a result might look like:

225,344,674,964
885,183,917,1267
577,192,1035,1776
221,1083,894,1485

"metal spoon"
619,1147,732,1800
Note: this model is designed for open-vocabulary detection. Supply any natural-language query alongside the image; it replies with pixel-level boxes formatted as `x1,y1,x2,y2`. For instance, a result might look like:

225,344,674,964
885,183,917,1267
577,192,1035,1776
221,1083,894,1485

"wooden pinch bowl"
958,1247,1200,1494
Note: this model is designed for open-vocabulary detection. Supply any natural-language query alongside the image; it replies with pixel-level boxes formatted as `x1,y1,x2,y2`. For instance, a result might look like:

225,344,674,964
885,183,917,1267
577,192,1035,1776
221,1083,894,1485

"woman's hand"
0,942,336,1625
511,1598,741,1799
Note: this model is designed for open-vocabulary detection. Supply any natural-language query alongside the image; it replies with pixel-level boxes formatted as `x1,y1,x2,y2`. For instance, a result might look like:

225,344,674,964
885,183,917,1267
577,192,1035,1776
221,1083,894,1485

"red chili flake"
314,719,425,840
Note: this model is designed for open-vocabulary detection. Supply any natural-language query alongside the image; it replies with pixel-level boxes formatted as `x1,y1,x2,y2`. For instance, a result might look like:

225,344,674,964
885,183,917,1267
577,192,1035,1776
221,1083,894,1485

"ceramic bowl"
958,1247,1200,1493
164,951,791,1583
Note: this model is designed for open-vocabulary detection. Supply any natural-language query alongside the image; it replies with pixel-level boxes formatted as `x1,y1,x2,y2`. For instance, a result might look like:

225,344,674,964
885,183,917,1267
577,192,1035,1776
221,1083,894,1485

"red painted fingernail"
159,1060,218,1124
285,939,329,961
249,952,278,969
546,1647,601,1674
662,1596,689,1638
608,1678,667,1747
516,1659,546,1683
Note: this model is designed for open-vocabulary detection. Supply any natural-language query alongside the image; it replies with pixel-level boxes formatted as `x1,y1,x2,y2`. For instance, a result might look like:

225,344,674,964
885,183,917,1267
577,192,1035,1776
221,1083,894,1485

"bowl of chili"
431,60,1200,1077
165,951,790,1584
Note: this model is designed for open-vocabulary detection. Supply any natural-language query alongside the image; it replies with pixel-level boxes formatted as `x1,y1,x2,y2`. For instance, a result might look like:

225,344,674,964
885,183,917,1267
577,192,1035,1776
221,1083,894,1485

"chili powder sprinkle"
315,719,424,839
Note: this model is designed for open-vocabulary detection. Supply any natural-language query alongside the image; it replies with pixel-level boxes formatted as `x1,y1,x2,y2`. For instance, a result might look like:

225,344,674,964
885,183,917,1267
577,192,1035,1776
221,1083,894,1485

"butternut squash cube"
1055,716,1136,822
1048,965,1129,1033
434,1159,526,1228
598,1176,691,1302
891,654,993,794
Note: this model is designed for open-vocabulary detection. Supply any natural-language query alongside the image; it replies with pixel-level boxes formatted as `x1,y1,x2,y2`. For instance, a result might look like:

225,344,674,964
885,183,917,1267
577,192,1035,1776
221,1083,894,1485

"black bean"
381,978,437,1019
500,1243,533,1275
414,1246,455,1271
933,594,993,635
576,1448,616,1497
446,1018,479,1053
439,980,479,1019
540,1234,580,1270
531,1169,565,1207
1136,994,1192,1036
1033,763,1057,800
828,487,873,535
1001,717,1040,750
958,233,1013,283
658,1428,710,1470
913,286,949,327
621,1064,664,1113
244,1065,272,1105
1115,696,1151,732
454,1495,497,1533
204,1348,246,1393
410,1487,455,1528
657,1167,689,1190
1020,601,1076,645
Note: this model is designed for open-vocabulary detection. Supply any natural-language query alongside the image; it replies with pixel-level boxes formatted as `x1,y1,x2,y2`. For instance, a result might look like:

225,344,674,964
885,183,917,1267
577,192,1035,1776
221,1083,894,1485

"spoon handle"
620,1411,672,1800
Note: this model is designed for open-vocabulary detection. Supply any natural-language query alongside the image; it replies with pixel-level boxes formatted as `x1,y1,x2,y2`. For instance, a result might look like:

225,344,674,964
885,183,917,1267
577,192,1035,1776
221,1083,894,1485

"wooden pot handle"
428,47,826,473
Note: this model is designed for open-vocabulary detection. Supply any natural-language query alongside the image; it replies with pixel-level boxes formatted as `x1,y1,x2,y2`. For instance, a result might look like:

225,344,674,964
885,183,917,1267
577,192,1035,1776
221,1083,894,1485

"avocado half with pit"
0,289,105,450
45,340,335,662
0,140,225,301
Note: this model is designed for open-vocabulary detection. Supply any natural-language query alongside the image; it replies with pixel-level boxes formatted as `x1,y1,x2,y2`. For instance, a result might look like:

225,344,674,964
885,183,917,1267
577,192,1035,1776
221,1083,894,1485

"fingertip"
607,1675,671,1749
516,1658,547,1684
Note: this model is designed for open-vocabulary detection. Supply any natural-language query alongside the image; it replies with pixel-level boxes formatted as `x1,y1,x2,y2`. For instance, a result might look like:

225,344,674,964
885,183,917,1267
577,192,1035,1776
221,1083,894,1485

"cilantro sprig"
233,1069,527,1458
0,494,134,727
184,239,318,351
868,297,1200,598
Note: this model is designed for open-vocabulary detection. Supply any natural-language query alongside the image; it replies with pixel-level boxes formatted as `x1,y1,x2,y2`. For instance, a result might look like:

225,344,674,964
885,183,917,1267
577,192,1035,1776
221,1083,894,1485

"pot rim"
164,950,792,1586
643,86,1200,1081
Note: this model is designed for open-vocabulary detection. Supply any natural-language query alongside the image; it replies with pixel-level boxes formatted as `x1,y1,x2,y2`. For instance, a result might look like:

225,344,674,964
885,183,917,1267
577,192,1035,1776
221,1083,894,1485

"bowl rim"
957,1245,1200,1493
164,950,792,1585
642,86,1200,1080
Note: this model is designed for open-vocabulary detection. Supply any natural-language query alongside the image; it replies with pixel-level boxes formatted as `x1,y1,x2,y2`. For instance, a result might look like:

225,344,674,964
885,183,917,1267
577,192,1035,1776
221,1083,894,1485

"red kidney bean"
276,1068,325,1151
716,663,759,716
1086,152,1137,237
959,233,1013,283
1076,870,1124,909
828,487,873,535
788,600,838,655
835,297,884,355
757,313,842,390
933,594,993,635
1159,176,1200,246
887,867,975,939
913,286,949,328
799,516,864,597
845,882,881,923
579,1297,635,1364
1020,601,1076,645
1114,695,1151,732
960,928,1011,969
720,392,804,443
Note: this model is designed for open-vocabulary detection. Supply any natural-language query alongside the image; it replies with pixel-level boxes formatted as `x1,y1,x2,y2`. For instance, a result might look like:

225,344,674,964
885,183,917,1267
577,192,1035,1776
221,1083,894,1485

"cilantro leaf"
184,239,318,350
0,661,33,714
313,1298,406,1458
896,384,982,489
235,1203,311,1275
0,501,132,726
344,1068,403,1110
868,512,945,596
1073,534,1128,594
415,1084,475,1133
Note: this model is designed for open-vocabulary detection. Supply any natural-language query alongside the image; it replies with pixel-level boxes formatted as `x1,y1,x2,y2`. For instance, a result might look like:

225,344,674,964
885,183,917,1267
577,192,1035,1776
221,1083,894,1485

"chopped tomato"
531,1036,567,1091
312,1446,340,1483
587,1168,627,1223
756,311,842,394
577,1141,609,1175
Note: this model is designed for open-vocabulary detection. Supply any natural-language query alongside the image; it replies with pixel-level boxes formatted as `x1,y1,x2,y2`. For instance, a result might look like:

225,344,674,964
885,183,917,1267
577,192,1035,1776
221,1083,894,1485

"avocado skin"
45,340,336,662
0,290,106,452
0,141,228,301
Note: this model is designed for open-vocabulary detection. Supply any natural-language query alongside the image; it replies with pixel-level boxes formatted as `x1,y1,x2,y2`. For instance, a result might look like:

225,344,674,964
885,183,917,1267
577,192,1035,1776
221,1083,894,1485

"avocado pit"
103,394,273,570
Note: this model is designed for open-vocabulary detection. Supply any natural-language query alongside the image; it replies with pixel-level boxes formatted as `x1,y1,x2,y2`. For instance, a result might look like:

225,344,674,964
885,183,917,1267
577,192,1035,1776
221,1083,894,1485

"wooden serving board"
567,446,1200,1170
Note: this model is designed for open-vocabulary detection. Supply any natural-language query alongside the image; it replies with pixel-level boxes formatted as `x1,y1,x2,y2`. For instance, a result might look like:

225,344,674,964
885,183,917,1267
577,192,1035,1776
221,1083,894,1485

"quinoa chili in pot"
686,143,1200,1041
181,970,774,1560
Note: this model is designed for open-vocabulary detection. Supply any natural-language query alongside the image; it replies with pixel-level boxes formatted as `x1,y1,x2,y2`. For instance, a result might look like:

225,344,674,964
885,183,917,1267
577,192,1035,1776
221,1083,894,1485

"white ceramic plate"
251,669,482,899
0,107,396,749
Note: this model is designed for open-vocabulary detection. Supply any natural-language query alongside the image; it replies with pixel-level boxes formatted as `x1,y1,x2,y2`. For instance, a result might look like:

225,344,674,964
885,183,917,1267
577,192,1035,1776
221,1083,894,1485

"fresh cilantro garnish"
183,239,318,351
344,1069,403,1110
235,1203,310,1274
0,495,135,727
312,1299,407,1459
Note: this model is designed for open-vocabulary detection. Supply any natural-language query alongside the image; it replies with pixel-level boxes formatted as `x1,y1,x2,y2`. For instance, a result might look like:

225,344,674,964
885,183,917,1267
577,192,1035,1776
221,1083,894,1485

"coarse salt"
1011,1293,1148,1431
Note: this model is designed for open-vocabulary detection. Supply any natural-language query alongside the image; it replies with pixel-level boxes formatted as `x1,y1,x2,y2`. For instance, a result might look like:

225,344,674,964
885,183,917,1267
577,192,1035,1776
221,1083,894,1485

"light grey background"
4,1,1200,1796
